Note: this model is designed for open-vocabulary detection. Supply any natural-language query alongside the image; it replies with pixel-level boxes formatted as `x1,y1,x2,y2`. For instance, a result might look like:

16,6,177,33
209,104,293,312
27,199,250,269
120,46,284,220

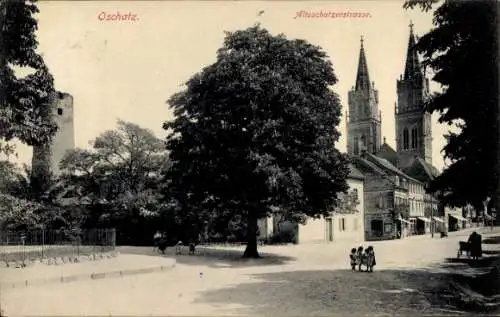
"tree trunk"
242,214,260,258
31,92,55,197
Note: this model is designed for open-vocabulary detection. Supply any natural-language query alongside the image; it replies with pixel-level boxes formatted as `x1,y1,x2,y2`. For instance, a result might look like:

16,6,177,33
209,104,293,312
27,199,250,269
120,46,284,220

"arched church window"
403,128,409,150
353,137,359,155
411,128,418,149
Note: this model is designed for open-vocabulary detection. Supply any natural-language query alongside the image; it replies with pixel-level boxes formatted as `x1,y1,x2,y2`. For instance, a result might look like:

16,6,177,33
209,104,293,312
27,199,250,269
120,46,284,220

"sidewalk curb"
1,260,176,290
1,250,120,269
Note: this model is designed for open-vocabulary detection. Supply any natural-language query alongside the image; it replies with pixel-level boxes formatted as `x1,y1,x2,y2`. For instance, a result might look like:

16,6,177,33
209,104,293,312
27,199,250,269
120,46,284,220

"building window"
378,196,385,209
339,218,346,231
57,108,63,116
361,134,366,147
352,188,358,203
403,128,409,150
353,137,359,155
411,128,418,149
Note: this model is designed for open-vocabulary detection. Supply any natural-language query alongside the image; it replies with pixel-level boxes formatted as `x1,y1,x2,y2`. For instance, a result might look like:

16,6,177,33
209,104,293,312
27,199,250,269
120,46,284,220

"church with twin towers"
347,22,443,241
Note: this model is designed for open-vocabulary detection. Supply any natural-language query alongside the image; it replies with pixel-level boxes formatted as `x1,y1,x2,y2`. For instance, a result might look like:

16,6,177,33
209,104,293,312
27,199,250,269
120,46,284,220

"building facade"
266,165,365,244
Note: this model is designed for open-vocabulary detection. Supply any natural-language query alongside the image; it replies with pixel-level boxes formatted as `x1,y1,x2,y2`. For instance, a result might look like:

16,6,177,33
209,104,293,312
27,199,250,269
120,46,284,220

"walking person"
153,230,162,252
468,231,482,261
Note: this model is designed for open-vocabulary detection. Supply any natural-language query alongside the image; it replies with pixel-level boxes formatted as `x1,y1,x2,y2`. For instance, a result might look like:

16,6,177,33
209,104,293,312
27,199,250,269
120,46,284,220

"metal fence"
0,228,116,264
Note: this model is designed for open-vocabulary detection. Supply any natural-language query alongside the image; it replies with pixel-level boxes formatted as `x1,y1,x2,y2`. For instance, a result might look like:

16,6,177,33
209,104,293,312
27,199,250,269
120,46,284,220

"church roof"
416,157,440,178
380,142,396,153
348,163,365,180
376,139,398,166
355,36,372,92
403,21,423,81
403,156,440,183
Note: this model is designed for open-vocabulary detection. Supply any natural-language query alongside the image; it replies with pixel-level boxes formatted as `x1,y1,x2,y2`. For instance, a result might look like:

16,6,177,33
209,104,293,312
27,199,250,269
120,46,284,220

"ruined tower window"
411,128,418,149
57,108,63,116
403,128,409,150
353,136,359,155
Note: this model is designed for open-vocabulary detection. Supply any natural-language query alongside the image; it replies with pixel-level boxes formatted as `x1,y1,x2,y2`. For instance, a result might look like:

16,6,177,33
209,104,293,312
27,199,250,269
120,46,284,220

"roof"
415,157,440,178
355,37,372,92
351,156,387,177
403,157,440,183
363,152,422,184
403,23,423,81
379,142,397,154
347,164,364,180
352,156,409,192
376,142,398,166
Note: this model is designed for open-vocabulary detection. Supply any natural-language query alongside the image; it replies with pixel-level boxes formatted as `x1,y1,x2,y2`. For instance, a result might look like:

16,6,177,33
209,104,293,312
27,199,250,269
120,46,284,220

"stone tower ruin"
31,91,75,178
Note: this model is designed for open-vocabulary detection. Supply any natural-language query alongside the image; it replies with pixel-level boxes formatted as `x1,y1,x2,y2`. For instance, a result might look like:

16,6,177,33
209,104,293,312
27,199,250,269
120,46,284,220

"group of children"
349,245,376,272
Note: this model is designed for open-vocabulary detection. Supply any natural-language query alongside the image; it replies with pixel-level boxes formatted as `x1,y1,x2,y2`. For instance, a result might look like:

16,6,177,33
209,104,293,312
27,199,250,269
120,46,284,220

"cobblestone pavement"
2,228,499,316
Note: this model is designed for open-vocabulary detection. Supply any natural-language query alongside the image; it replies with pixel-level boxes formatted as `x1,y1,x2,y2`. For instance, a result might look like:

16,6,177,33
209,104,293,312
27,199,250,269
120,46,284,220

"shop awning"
398,218,412,224
450,214,467,222
433,217,445,223
417,217,431,223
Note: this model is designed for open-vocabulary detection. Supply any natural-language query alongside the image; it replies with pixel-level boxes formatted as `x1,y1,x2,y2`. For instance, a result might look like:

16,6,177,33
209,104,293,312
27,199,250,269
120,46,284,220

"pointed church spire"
404,21,422,80
355,36,371,91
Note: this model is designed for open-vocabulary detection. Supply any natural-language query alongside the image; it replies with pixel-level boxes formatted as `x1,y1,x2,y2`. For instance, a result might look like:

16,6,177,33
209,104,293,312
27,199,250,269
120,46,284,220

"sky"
12,0,451,171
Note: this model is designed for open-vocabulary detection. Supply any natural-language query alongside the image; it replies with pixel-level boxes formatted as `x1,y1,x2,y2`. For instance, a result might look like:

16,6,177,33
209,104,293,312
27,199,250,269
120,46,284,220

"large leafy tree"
164,25,349,258
60,120,168,242
1,0,59,206
404,0,499,212
0,0,57,146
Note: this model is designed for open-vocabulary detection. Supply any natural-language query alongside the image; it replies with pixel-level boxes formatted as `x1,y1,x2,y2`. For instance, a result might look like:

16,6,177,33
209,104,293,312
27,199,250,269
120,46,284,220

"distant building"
259,164,365,244
347,23,443,241
32,92,75,177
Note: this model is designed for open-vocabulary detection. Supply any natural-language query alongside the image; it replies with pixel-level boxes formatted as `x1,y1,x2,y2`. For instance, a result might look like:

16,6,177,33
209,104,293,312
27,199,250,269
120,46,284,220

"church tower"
395,22,432,169
347,37,382,156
